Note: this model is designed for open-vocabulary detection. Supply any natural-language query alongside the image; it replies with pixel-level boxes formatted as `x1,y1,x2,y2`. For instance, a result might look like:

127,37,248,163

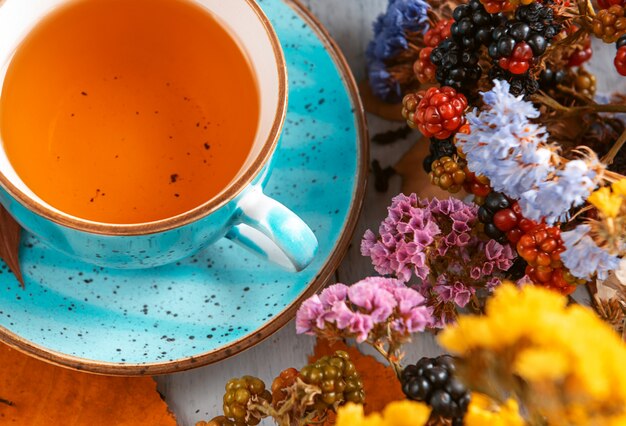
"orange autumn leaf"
0,343,176,425
309,339,405,418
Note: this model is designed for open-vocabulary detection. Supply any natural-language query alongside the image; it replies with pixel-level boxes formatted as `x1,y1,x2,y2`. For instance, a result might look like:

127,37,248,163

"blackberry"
424,137,458,172
430,156,467,193
478,192,511,243
619,34,626,48
508,256,529,281
489,3,561,76
401,355,471,424
539,67,567,89
593,5,626,43
431,0,505,94
221,376,272,426
490,67,539,98
300,350,365,410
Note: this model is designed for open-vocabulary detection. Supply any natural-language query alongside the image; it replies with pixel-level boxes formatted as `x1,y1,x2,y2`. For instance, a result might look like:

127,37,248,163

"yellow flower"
465,393,525,426
335,401,430,426
611,179,626,197
438,283,626,425
382,400,431,426
588,187,623,218
514,347,570,382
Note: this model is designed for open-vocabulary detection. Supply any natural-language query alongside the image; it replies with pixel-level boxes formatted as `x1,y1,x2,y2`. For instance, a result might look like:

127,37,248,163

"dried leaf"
0,343,176,425
359,80,405,122
0,205,23,287
309,339,404,417
395,140,453,198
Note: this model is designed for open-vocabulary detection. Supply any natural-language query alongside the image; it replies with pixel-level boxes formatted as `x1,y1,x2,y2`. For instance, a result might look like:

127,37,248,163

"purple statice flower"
348,279,397,322
391,286,432,334
362,194,440,282
519,159,604,224
295,277,433,341
295,295,326,334
456,80,554,200
483,239,515,273
561,225,620,280
434,275,475,308
423,198,478,255
365,0,429,101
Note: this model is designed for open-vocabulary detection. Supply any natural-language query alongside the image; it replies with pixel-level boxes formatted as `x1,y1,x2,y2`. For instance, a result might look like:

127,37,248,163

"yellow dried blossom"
588,186,623,218
335,401,430,426
464,393,525,426
611,179,626,197
439,283,626,425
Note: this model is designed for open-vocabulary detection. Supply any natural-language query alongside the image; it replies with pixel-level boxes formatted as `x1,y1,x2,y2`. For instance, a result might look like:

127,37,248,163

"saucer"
0,0,367,375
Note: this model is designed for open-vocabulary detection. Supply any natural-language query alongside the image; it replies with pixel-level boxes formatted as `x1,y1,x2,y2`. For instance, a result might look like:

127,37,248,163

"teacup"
0,0,319,271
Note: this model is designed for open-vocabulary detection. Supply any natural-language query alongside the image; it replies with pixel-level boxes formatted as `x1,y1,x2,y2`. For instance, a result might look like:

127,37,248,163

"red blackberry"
412,86,468,140
401,356,470,426
598,0,625,8
425,19,454,48
516,223,582,295
489,3,561,76
567,35,592,67
424,137,458,173
414,47,437,84
463,168,491,201
478,193,535,244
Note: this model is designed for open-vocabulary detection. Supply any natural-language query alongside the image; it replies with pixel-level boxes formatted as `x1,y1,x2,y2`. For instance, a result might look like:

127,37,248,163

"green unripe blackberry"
300,350,365,410
221,376,271,426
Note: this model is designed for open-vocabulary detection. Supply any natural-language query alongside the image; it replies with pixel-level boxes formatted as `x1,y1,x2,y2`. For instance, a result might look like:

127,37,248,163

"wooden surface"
155,1,442,425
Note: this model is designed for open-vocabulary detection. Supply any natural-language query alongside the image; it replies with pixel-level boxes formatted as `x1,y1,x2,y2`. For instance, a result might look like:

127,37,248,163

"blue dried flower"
519,159,599,224
561,225,620,280
367,60,402,103
366,0,430,101
456,80,553,200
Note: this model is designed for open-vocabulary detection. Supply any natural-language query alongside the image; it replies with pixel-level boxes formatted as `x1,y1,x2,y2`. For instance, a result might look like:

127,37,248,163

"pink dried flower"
295,295,325,334
435,280,475,308
391,286,432,334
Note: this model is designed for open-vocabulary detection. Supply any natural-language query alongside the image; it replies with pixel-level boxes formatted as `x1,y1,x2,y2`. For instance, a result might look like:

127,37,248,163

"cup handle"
225,187,318,271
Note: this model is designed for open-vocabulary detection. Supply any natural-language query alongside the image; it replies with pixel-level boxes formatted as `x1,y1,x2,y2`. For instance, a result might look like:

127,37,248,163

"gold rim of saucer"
0,0,370,375
0,0,288,236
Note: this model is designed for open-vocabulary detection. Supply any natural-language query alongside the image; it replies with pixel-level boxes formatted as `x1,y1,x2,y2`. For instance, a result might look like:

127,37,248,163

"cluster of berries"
206,351,364,426
401,356,471,426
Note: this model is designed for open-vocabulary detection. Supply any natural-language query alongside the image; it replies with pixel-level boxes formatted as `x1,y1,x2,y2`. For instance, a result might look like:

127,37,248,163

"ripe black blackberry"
401,355,470,426
539,67,567,90
489,67,539,98
508,256,529,281
478,192,511,244
430,0,504,94
423,137,457,173
489,3,561,75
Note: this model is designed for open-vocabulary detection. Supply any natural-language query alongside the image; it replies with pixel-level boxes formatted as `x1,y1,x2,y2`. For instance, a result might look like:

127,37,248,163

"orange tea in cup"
0,0,260,224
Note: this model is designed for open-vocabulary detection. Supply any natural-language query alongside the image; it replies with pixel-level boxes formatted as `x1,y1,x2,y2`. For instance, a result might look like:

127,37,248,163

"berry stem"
602,128,626,165
532,93,626,114
555,84,595,104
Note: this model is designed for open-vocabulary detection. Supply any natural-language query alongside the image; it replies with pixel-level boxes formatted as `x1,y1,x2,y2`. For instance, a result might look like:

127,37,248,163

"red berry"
615,46,626,76
412,87,468,139
598,0,625,9
414,47,436,84
568,38,592,67
512,42,533,61
500,42,534,75
516,223,579,295
493,209,518,232
424,19,453,48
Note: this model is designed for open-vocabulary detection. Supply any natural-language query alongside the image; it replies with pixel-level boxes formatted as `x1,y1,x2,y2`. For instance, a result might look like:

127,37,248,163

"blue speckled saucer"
0,0,367,375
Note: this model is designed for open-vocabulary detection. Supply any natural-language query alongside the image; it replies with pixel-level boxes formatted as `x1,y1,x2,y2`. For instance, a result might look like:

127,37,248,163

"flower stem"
532,93,626,115
367,340,403,379
602,128,626,165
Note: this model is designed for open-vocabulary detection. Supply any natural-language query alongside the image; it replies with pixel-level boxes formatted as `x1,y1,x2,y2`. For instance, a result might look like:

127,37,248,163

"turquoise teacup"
0,0,318,271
